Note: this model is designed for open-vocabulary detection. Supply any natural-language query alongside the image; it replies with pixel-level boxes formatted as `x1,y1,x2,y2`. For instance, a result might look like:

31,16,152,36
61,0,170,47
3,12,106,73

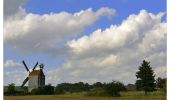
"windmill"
21,60,45,92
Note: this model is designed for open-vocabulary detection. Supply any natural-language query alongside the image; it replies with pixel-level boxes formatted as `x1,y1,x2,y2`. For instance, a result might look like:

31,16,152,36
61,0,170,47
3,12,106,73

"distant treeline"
4,77,166,97
55,81,126,96
5,81,127,96
4,60,167,97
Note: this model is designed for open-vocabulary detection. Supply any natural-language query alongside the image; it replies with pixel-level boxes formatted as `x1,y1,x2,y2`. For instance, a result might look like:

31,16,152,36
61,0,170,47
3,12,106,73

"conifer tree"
135,60,155,95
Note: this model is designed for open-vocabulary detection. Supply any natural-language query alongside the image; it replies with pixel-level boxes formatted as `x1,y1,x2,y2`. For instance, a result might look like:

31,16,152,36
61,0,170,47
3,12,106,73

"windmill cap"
29,70,45,76
40,64,44,69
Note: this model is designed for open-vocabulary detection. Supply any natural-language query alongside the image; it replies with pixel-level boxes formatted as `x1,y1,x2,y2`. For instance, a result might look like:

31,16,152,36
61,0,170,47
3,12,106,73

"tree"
55,82,91,94
7,83,15,95
104,81,126,97
43,84,54,94
93,82,103,88
156,77,166,93
156,77,166,88
135,60,156,95
31,88,43,95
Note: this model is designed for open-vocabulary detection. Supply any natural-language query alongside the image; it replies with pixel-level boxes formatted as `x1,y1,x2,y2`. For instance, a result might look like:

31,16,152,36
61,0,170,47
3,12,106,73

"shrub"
43,84,54,94
31,88,44,95
7,83,16,95
31,84,54,95
86,81,126,97
104,81,126,97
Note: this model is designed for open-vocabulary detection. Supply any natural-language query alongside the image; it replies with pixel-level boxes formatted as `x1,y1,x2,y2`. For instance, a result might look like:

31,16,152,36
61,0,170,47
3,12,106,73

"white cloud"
154,66,166,77
4,7,115,53
68,10,166,55
4,1,166,85
46,10,166,85
4,60,22,68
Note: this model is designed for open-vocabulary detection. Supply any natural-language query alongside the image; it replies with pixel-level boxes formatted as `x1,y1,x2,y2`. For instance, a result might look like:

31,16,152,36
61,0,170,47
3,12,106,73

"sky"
4,0,166,86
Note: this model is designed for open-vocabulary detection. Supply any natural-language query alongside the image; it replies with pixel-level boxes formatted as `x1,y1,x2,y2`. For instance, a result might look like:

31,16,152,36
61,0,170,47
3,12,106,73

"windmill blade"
21,77,29,87
32,62,38,71
22,60,30,72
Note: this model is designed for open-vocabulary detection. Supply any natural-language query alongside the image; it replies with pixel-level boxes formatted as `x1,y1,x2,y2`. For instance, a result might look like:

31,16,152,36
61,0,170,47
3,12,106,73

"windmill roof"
29,70,45,76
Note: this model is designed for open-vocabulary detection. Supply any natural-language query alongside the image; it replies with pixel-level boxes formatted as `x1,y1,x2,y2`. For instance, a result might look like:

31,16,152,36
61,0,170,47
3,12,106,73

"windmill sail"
21,77,29,87
22,60,30,72
32,62,38,71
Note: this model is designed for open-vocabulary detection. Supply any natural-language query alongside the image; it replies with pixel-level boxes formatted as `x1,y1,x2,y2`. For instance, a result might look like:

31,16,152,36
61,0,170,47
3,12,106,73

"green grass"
4,91,166,100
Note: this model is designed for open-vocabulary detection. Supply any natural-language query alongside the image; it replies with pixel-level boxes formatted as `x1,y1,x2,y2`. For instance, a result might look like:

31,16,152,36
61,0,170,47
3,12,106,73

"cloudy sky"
4,0,166,86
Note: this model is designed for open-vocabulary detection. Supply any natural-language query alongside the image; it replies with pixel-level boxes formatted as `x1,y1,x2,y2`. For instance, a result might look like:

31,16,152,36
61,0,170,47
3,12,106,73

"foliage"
7,83,15,95
104,81,126,97
55,82,91,94
156,77,166,88
92,82,104,88
31,88,43,95
43,84,54,94
86,81,126,97
31,84,54,95
156,77,166,93
135,60,156,95
126,84,136,91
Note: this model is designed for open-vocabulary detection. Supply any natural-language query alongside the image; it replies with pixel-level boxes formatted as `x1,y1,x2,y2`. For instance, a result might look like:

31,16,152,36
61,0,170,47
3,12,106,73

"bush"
31,88,44,95
55,82,91,94
104,81,126,97
86,81,126,97
43,84,54,94
7,83,16,95
31,84,54,95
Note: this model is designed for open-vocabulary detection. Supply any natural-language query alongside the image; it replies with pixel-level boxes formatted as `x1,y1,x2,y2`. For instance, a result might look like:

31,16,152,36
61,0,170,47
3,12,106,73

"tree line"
5,60,167,96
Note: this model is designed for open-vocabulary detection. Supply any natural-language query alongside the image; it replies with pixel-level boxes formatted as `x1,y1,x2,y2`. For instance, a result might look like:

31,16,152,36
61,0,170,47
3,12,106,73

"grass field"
4,91,166,100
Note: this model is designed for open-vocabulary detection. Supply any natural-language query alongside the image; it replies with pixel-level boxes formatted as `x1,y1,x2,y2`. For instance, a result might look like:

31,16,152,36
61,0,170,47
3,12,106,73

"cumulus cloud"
68,10,166,55
4,60,22,68
46,10,166,85
4,1,166,85
4,7,115,54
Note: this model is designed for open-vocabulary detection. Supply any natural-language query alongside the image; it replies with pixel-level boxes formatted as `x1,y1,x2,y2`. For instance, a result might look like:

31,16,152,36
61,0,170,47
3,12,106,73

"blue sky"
23,0,166,30
4,0,166,85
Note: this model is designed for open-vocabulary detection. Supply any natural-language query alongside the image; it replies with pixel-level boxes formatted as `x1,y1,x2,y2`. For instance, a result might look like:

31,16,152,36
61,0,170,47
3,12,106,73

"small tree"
104,81,126,97
156,77,166,93
156,77,166,88
93,82,103,88
136,60,155,95
44,84,54,94
7,83,15,95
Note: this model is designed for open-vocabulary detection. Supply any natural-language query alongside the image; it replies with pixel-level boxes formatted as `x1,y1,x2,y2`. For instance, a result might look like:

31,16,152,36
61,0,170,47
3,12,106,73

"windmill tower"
21,61,45,92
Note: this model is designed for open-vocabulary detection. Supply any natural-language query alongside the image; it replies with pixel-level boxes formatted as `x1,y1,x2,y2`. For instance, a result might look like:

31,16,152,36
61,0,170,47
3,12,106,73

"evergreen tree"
135,60,155,95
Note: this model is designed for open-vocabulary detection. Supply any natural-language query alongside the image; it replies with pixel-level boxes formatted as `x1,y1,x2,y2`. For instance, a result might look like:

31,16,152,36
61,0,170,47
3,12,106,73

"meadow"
4,91,166,100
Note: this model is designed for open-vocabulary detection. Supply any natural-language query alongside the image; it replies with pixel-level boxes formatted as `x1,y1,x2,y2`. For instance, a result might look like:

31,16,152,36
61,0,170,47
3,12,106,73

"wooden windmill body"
21,61,45,92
